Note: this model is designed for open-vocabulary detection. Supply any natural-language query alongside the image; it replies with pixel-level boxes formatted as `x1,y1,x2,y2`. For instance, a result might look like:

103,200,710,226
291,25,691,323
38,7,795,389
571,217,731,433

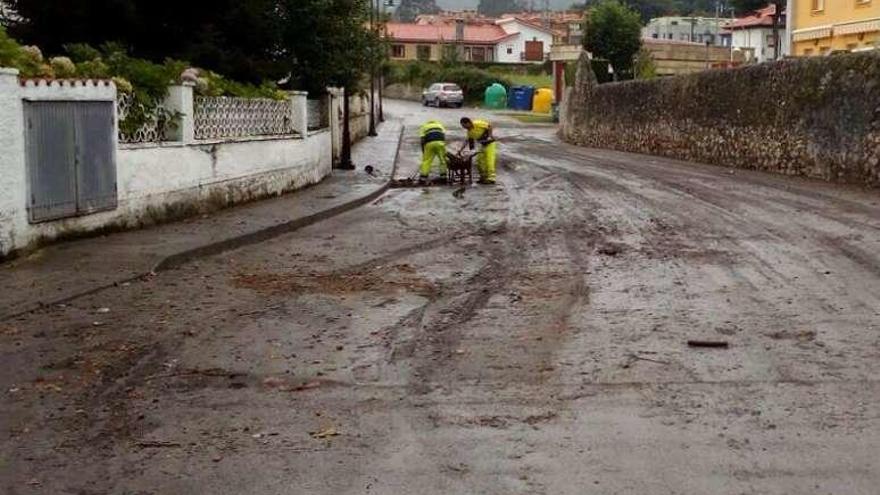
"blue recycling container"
508,86,535,111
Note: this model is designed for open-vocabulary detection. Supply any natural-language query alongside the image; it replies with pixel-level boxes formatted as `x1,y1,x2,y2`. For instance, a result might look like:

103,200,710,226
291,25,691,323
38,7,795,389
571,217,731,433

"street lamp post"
377,0,394,123
368,0,378,137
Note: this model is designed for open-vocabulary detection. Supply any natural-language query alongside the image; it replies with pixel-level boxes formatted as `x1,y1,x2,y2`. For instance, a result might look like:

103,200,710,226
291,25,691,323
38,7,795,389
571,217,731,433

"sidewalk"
0,119,404,321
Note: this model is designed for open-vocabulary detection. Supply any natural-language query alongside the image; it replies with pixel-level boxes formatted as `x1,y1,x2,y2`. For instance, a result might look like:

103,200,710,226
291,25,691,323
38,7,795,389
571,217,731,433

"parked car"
422,83,464,108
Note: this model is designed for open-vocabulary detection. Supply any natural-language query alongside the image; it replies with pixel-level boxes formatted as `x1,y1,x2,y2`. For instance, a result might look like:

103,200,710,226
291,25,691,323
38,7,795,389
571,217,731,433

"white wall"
732,27,776,63
0,69,26,257
495,20,555,64
0,71,333,258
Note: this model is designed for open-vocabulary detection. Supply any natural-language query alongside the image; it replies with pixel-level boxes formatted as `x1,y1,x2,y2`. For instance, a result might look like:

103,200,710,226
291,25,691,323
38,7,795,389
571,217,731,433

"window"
507,45,513,54
391,44,405,58
652,33,658,38
767,34,776,47
416,45,431,61
811,0,824,11
471,46,486,62
804,48,814,55
847,43,858,51
671,20,679,25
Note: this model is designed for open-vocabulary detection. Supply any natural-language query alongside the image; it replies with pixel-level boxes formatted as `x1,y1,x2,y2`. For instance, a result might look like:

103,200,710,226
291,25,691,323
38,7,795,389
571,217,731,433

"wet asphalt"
2,100,880,494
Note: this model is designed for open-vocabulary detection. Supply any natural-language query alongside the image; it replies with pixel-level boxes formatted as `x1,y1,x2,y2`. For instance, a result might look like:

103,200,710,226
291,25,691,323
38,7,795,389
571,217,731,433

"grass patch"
505,73,553,88
499,112,555,124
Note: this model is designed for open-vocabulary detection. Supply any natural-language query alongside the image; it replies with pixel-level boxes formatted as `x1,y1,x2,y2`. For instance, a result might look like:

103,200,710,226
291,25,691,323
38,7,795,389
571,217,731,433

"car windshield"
443,85,461,92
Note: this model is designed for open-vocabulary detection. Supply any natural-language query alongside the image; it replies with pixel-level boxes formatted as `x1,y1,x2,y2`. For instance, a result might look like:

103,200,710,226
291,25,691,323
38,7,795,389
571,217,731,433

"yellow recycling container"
532,87,554,114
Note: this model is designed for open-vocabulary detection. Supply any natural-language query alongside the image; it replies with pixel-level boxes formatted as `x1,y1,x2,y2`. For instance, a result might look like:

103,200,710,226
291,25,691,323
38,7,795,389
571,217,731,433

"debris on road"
622,353,671,368
310,426,339,439
687,340,730,348
597,243,625,257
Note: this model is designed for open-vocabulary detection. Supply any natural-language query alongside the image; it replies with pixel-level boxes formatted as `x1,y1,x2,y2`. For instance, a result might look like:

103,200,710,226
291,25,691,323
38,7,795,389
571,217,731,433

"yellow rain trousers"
420,140,448,178
475,141,497,183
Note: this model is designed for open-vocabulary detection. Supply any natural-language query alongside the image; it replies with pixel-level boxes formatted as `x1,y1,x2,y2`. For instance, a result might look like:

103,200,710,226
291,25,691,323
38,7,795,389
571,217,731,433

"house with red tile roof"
385,17,555,64
725,4,788,62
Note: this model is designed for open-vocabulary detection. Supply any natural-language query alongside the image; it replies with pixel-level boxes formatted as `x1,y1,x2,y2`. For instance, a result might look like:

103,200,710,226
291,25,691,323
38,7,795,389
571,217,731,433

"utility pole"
368,0,378,137
378,0,391,123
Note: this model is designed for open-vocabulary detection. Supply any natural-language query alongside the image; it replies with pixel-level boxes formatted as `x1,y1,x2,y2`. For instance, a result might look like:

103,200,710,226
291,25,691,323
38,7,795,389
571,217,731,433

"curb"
1,124,406,322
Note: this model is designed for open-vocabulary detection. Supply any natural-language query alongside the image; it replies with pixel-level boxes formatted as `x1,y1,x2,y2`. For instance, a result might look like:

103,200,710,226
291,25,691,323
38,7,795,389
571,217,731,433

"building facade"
642,38,748,76
495,18,556,63
726,5,790,62
385,18,554,64
791,0,880,55
643,16,731,46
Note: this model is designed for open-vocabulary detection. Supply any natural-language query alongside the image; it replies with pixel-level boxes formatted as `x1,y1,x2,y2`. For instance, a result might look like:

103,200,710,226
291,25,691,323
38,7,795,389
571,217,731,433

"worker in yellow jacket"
419,120,448,184
459,117,497,184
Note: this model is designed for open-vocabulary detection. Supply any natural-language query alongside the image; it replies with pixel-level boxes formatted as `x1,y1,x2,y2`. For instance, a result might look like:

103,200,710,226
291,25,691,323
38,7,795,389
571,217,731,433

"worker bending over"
459,117,497,185
419,120,448,184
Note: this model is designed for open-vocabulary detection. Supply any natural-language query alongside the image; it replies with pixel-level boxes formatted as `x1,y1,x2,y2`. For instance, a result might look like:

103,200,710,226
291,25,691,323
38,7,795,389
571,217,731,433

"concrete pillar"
327,87,344,165
0,68,25,256
163,82,195,143
288,90,309,136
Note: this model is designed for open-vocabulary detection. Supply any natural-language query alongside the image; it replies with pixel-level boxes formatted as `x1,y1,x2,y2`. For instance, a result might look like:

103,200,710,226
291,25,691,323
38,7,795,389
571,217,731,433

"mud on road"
2,100,880,494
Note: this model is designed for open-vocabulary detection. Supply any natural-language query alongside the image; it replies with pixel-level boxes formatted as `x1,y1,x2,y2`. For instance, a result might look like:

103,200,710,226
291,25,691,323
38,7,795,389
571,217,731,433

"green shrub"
387,61,513,104
50,56,77,78
63,43,102,63
0,26,22,68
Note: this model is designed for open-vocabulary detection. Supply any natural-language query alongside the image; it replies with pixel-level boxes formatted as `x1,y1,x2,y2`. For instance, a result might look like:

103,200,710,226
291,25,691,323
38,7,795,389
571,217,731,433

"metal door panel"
25,102,77,223
74,102,118,214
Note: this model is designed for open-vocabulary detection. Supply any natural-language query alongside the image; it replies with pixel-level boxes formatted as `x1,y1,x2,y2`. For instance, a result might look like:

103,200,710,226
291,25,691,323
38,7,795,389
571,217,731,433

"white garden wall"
0,69,335,258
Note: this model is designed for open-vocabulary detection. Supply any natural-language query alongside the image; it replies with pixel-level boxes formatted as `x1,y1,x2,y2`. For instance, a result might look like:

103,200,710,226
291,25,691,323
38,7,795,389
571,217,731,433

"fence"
194,96,295,140
116,89,331,144
0,71,347,258
117,92,170,144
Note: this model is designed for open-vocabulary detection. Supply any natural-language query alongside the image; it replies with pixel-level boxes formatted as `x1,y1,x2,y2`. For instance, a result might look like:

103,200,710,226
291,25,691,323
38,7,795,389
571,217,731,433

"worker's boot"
418,175,430,186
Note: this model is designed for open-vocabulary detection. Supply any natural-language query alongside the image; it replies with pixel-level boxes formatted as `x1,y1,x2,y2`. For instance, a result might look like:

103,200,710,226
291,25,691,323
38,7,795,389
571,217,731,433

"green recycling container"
483,83,507,109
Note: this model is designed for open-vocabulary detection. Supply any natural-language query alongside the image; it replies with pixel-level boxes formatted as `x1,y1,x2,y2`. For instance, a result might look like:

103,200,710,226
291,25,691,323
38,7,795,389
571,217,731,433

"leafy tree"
394,0,440,22
1,0,284,83
478,0,523,16
731,0,782,60
582,0,642,79
277,0,383,167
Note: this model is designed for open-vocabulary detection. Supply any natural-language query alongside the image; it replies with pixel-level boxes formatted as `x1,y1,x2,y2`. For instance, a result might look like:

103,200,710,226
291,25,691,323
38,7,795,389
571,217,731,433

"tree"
1,0,284,83
731,0,782,60
278,0,383,168
394,0,440,22
582,0,642,79
478,0,522,17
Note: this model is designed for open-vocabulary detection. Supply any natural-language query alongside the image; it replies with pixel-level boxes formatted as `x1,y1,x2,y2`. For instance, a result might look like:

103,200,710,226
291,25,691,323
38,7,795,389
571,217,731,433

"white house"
725,5,788,63
495,18,557,63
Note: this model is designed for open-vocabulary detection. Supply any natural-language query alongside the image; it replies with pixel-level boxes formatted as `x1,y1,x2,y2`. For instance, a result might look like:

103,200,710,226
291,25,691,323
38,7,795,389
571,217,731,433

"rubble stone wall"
561,52,880,187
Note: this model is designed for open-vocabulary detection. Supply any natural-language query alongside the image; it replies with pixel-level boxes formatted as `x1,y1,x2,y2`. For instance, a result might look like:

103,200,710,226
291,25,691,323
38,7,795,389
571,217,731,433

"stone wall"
561,52,880,187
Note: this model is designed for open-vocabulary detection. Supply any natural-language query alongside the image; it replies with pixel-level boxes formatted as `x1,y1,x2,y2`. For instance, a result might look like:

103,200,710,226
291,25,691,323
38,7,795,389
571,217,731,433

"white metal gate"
25,101,117,223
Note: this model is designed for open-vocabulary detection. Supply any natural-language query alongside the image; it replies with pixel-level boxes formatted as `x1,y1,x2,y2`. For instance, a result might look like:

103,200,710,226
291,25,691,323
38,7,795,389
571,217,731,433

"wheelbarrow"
446,151,480,185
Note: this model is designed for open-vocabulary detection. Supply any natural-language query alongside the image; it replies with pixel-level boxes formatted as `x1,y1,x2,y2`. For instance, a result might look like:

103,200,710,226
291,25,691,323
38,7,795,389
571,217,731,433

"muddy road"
2,100,880,494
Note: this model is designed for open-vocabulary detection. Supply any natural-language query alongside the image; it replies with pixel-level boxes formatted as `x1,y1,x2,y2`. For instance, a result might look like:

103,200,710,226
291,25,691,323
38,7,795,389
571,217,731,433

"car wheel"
422,98,429,107
434,98,442,108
